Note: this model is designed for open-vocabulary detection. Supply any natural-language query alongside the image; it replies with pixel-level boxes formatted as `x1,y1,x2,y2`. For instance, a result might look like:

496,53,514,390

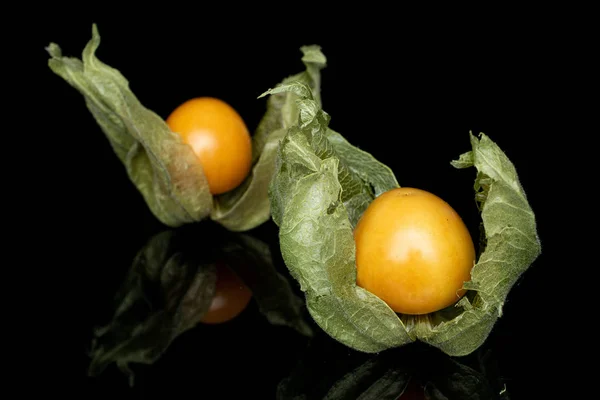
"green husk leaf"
266,80,540,356
209,128,287,231
87,231,217,386
324,129,399,197
47,25,212,227
268,82,410,353
450,150,474,169
211,45,327,231
418,132,541,355
265,82,399,229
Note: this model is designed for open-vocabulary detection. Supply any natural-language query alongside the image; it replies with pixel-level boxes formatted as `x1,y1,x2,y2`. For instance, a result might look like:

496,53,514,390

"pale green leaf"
282,157,410,352
47,24,212,227
211,128,287,231
450,150,474,169
325,129,399,196
253,45,327,161
419,132,542,355
211,46,327,231
269,85,411,352
266,81,396,228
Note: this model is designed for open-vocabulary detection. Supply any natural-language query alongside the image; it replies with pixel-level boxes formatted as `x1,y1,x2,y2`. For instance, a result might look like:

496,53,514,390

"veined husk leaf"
47,24,325,231
265,82,408,353
267,81,541,356
47,26,212,227
211,45,326,231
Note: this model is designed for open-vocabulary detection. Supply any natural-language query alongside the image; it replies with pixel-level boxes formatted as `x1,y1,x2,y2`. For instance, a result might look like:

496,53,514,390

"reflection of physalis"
199,261,252,324
47,23,326,232
87,226,312,386
277,331,509,400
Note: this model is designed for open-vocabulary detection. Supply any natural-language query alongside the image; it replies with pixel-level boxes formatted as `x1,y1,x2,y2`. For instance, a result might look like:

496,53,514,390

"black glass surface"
36,14,559,399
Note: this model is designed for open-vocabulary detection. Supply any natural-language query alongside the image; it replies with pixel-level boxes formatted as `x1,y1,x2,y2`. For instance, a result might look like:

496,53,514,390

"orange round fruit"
354,187,476,315
166,97,252,195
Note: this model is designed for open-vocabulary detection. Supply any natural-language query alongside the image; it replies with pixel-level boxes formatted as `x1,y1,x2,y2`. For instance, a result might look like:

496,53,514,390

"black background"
28,8,572,399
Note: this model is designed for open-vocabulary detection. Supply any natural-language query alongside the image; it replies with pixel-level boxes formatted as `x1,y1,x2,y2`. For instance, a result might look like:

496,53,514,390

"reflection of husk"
88,223,312,386
88,230,218,386
277,330,507,400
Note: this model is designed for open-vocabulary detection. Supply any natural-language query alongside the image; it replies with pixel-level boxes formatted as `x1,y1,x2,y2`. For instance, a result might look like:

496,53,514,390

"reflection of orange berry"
200,262,252,324
354,187,476,315
400,378,425,399
165,97,252,195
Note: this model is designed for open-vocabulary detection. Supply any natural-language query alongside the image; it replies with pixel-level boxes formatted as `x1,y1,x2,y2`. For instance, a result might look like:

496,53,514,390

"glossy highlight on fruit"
354,187,476,315
200,262,252,324
166,97,252,195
